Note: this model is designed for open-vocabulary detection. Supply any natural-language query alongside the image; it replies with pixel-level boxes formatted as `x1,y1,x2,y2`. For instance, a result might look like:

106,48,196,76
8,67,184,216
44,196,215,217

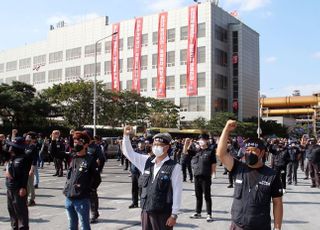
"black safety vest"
231,162,276,230
140,156,176,214
191,149,212,177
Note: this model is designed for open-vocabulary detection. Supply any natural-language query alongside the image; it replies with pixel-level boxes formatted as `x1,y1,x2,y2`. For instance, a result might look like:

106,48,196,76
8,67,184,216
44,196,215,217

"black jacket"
6,154,30,190
63,153,101,199
48,139,66,159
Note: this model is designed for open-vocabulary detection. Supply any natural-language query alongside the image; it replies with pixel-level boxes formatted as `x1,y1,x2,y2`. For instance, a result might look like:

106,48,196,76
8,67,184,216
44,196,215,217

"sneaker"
128,204,139,209
34,184,38,189
190,213,201,219
282,189,286,194
288,182,292,185
90,215,99,224
212,173,216,179
294,182,297,186
227,184,233,188
52,173,58,176
206,215,214,222
303,177,309,180
311,185,316,188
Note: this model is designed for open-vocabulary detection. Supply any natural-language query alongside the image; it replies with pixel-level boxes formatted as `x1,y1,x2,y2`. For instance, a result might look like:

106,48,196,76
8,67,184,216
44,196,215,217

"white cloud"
265,56,277,63
46,13,100,26
263,84,320,97
142,0,187,12
312,51,320,59
223,0,271,11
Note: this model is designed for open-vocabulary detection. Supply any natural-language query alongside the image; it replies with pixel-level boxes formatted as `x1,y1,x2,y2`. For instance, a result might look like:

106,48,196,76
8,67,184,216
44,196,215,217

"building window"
167,51,175,67
33,55,46,67
180,96,205,112
180,74,186,89
105,82,112,90
127,36,134,49
18,74,31,84
180,26,188,40
65,66,81,81
197,46,206,63
167,28,175,42
33,71,46,84
215,74,228,89
127,57,133,72
127,80,132,91
215,25,228,42
19,58,31,69
140,79,148,92
104,61,111,75
119,59,123,73
66,47,81,60
214,97,228,112
215,49,228,66
152,77,157,91
6,61,17,72
141,55,148,70
198,22,206,38
152,54,157,69
48,69,63,83
5,76,16,85
0,63,4,73
105,41,111,53
198,72,206,88
180,49,187,65
152,32,158,45
85,43,101,57
166,75,175,90
142,34,148,47
49,51,63,64
119,38,124,51
84,63,100,77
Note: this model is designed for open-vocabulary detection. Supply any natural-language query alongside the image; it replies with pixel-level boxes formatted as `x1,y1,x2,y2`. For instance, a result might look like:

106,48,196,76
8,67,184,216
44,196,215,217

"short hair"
73,131,91,144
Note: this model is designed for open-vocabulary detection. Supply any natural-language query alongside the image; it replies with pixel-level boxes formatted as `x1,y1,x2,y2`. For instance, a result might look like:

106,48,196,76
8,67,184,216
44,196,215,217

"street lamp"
93,31,118,136
257,90,262,138
135,101,139,124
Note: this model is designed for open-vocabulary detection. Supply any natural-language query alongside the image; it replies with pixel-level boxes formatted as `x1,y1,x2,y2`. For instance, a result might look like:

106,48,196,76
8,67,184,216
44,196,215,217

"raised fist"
123,125,133,136
224,120,237,132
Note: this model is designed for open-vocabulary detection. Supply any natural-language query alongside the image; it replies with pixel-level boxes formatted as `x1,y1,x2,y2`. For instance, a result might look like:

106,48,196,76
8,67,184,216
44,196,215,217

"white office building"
0,1,259,122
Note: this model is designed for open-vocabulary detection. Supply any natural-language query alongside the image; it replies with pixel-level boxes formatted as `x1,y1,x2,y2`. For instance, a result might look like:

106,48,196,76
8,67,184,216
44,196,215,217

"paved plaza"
1,159,320,230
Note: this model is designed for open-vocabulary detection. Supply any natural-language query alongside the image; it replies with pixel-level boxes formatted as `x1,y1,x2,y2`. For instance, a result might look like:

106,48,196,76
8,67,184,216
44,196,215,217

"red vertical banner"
157,12,168,98
186,5,198,96
111,23,120,91
132,17,143,93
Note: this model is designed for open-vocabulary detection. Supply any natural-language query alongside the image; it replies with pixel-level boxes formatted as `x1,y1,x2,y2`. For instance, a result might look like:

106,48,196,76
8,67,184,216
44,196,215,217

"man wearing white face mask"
122,126,182,230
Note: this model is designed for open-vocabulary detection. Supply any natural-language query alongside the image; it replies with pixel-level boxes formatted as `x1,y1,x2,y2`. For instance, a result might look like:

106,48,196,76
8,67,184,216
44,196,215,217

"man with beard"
217,120,283,230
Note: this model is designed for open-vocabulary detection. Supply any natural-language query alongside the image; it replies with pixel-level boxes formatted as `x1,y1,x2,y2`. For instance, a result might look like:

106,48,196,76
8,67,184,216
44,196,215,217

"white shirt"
122,135,182,215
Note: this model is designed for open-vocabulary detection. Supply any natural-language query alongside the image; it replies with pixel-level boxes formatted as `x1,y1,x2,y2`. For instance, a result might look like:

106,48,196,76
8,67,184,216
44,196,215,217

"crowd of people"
1,121,320,230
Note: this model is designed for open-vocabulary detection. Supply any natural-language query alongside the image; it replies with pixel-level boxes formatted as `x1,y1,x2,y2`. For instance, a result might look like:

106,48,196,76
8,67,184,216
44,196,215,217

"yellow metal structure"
260,96,320,108
262,108,315,116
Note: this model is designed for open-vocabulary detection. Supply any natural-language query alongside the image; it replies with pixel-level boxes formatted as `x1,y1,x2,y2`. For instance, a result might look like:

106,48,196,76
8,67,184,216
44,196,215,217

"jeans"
65,197,91,230
34,166,39,186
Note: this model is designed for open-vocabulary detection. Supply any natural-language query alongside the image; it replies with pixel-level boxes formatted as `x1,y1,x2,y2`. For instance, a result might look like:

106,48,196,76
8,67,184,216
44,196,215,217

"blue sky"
0,0,319,97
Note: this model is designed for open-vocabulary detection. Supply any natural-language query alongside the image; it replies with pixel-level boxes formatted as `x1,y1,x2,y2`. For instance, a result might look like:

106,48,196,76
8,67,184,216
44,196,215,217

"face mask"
74,144,84,152
245,152,259,166
152,146,164,157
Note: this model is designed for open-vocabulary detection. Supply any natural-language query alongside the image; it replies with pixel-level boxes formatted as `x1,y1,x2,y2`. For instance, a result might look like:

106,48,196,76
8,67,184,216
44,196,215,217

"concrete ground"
0,159,319,230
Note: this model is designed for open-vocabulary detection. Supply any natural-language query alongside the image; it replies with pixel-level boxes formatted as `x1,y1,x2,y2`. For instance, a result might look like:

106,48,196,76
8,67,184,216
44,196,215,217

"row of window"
0,23,208,73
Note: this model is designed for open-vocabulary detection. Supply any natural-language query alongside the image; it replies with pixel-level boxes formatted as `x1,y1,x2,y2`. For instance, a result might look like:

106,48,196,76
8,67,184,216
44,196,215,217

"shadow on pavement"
99,196,131,201
36,203,65,209
284,201,320,205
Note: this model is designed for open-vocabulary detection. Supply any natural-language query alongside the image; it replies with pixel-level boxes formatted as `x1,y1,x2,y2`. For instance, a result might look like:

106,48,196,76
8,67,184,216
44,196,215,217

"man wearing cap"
24,132,39,206
190,133,216,222
217,120,283,230
122,126,182,230
63,131,101,230
5,137,30,229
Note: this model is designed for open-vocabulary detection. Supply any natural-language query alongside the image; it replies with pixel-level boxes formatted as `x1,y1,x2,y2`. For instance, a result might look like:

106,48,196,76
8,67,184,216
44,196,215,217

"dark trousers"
181,161,193,181
90,189,99,218
141,210,172,230
54,158,63,176
274,166,287,189
131,173,140,205
228,170,233,186
7,189,29,230
230,221,271,230
121,155,129,170
287,161,298,184
194,175,212,215
309,161,320,187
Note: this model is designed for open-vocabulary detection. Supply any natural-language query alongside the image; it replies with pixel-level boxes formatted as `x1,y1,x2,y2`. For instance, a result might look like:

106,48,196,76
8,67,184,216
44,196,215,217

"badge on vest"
259,181,270,186
144,170,150,174
235,179,243,184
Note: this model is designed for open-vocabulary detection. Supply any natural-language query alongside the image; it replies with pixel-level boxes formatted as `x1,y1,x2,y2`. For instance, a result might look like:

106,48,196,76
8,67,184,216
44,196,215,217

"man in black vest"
286,141,301,186
217,120,283,230
122,126,182,230
48,130,65,177
190,133,216,222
